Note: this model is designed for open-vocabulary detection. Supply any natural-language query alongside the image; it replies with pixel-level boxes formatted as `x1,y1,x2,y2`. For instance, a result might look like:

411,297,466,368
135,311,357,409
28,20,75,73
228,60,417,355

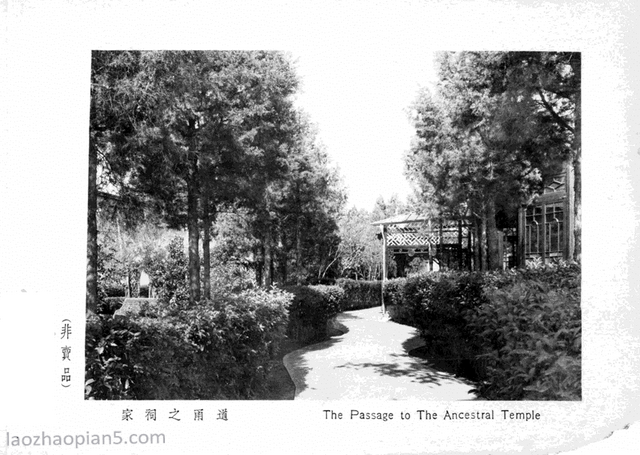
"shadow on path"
283,306,478,400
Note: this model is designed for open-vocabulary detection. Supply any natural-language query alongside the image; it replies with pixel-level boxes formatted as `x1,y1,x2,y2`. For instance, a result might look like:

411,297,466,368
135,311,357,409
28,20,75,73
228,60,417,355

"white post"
380,225,387,314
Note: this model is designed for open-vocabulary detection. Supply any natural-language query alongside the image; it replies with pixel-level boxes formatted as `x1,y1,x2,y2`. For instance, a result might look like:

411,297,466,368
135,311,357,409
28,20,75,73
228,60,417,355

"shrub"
209,262,257,298
97,297,126,315
397,271,487,377
382,277,408,321
102,285,126,298
284,285,342,343
312,285,346,310
467,278,581,400
386,262,581,400
113,298,161,318
484,261,581,292
336,278,383,311
85,313,142,400
147,236,189,310
382,277,405,306
85,288,292,400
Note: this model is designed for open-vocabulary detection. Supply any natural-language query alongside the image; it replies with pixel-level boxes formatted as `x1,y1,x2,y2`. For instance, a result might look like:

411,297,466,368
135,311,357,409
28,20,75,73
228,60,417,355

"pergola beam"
373,213,474,302
380,224,387,313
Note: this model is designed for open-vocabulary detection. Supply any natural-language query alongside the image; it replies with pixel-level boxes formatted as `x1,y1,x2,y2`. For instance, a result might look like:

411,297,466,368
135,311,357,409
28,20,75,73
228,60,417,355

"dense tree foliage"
405,51,580,269
88,51,153,312
209,114,346,286
88,51,345,310
337,207,381,280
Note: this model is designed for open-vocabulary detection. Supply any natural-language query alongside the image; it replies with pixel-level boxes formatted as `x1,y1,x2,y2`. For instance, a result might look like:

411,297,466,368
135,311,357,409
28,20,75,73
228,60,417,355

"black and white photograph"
85,50,581,403
1,1,639,454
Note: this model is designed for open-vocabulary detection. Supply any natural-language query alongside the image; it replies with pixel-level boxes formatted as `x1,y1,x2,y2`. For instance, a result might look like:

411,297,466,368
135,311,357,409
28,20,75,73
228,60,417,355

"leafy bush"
312,284,345,310
97,297,126,315
467,279,581,400
382,277,406,307
397,271,487,377
113,298,161,318
209,262,257,298
336,278,383,311
85,313,143,400
284,285,342,343
146,236,189,310
85,288,292,400
384,262,581,400
382,278,409,323
97,242,124,300
102,285,126,298
484,261,581,292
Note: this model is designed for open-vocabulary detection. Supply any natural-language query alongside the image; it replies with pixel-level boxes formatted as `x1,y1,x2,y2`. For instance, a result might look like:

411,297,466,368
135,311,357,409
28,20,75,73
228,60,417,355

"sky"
291,47,438,212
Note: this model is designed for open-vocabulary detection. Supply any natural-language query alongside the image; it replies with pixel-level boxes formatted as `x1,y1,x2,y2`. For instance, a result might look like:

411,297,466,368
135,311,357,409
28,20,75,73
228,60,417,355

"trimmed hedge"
336,278,383,311
384,263,581,400
87,281,351,400
284,285,342,343
382,277,410,323
85,288,291,400
393,271,487,378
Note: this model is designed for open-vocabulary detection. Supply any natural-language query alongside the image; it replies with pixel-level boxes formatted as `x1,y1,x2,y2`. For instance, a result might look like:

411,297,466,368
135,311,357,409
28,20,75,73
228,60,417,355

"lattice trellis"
372,214,477,303
387,232,437,246
386,226,469,247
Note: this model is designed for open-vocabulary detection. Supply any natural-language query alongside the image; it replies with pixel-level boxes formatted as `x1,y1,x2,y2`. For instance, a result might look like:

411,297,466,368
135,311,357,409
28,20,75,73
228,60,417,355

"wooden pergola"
372,213,474,312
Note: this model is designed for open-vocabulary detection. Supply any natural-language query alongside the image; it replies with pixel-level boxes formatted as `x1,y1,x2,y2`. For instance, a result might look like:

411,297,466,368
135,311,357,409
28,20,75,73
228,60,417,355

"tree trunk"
202,193,213,300
279,247,288,285
187,161,201,305
256,244,264,286
86,137,98,314
486,198,502,270
573,56,582,263
296,215,303,285
480,212,488,272
472,215,481,271
133,268,141,297
263,223,273,287
126,270,132,298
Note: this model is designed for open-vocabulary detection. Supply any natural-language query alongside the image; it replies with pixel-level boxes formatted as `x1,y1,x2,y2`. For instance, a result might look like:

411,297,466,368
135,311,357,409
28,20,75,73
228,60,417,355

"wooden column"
380,225,387,313
517,206,526,269
439,219,444,270
428,219,433,271
565,162,574,261
541,203,547,265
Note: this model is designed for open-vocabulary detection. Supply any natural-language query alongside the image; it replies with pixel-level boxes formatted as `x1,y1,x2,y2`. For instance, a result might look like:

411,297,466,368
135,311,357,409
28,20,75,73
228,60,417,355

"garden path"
283,306,479,400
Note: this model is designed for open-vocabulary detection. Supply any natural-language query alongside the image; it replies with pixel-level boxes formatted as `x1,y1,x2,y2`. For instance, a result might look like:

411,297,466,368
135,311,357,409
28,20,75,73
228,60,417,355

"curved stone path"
283,306,479,400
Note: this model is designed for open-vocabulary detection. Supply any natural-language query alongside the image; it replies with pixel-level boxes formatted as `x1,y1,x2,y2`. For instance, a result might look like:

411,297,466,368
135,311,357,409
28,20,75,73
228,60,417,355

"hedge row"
284,285,342,343
85,288,291,400
336,279,383,311
87,282,354,399
283,280,384,342
383,262,581,400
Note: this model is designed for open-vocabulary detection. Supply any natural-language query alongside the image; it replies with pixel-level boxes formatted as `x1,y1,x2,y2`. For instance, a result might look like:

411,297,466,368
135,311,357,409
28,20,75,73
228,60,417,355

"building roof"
371,213,430,226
